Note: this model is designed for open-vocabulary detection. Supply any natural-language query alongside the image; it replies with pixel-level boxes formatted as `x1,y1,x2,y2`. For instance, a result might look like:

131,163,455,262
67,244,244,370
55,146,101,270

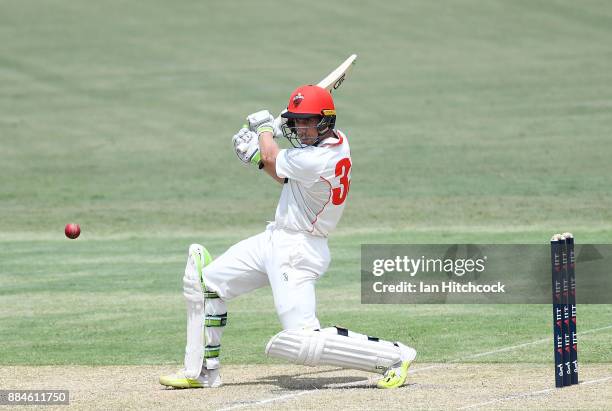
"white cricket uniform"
202,130,352,330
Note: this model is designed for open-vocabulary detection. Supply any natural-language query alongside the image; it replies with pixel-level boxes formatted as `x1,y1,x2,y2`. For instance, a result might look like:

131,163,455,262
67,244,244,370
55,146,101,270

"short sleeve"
276,148,325,186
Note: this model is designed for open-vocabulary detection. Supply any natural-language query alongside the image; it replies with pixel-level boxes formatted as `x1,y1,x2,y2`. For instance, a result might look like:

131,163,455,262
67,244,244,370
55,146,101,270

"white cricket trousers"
203,224,330,330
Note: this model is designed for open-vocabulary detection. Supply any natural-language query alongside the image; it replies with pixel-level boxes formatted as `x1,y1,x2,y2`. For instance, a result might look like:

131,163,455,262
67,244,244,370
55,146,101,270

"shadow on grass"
225,367,374,390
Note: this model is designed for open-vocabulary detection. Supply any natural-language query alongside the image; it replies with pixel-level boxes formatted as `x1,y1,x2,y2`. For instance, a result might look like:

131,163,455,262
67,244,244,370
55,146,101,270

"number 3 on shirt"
332,157,351,205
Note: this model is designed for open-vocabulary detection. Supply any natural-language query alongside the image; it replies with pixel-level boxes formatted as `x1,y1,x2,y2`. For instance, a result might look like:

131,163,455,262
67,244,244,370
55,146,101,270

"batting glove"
232,127,261,167
246,110,283,138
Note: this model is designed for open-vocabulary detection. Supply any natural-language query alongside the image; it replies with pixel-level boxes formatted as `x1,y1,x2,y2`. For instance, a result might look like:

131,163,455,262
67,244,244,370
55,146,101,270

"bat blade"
317,54,357,93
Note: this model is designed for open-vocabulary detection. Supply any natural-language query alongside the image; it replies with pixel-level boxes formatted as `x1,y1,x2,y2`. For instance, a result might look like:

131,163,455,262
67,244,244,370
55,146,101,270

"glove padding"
247,110,284,138
232,127,261,167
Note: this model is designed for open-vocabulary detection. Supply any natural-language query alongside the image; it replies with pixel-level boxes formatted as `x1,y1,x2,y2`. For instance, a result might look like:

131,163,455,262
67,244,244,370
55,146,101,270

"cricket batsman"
160,85,417,389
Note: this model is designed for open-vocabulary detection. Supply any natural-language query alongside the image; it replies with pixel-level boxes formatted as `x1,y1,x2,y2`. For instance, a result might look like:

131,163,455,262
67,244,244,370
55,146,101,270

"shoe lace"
382,369,397,381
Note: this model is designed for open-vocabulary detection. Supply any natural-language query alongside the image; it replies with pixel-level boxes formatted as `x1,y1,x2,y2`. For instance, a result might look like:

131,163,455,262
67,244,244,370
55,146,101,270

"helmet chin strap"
315,127,335,144
312,133,325,147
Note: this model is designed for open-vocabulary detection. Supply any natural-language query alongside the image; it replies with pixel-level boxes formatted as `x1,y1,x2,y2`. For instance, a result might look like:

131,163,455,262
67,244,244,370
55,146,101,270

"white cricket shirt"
274,130,352,237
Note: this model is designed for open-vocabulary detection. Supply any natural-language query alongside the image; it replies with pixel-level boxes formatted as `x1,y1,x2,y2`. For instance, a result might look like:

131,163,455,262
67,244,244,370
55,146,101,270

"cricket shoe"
159,367,222,389
376,343,417,389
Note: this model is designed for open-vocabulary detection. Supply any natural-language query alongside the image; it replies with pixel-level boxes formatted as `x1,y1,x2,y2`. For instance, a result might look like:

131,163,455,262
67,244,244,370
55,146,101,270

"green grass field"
1,0,611,371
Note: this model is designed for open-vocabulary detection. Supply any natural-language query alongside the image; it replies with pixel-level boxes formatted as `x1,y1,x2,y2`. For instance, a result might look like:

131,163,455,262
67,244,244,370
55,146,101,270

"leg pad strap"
205,313,227,327
205,344,221,358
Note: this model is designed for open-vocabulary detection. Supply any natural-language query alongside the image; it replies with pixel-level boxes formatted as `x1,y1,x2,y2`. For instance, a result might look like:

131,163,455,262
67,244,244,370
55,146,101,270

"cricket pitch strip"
0,364,610,410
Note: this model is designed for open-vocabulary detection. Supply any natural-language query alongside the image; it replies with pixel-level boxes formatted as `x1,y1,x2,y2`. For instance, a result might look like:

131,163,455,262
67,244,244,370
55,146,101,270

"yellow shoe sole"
159,376,203,389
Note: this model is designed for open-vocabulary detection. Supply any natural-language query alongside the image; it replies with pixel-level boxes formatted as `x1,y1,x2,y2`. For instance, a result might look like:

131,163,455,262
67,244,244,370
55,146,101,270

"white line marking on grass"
457,375,612,410
460,324,612,360
410,324,612,374
216,324,612,411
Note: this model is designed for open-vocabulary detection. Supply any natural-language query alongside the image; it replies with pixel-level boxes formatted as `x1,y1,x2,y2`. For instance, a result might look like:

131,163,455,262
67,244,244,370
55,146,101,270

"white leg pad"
183,244,207,379
265,327,402,373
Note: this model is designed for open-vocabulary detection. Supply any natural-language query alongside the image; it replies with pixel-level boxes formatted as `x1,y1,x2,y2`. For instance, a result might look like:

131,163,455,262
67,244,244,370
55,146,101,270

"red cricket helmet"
281,85,337,147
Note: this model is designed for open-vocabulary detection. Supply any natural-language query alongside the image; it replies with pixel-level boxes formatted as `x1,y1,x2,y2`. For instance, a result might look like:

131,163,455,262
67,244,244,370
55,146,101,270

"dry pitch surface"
1,364,610,410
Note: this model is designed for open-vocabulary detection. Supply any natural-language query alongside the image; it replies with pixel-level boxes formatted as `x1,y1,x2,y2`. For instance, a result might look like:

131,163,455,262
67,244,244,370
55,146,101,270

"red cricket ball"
65,223,81,239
